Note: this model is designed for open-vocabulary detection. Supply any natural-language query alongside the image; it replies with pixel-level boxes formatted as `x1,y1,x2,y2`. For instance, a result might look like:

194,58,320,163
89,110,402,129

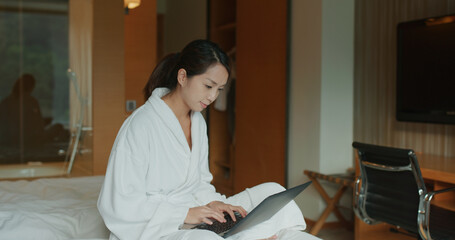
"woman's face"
179,63,229,112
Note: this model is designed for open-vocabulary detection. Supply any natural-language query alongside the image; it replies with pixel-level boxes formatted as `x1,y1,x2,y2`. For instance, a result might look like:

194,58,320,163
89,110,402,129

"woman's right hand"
184,205,227,225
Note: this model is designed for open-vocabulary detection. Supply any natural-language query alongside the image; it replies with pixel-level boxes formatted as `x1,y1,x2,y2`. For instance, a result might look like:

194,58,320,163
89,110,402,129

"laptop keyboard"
192,212,244,234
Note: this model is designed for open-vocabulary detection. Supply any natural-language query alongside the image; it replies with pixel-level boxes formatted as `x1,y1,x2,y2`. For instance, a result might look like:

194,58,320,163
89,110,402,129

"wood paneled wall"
92,0,125,175
91,1,157,175
125,0,157,108
234,0,288,192
354,0,455,157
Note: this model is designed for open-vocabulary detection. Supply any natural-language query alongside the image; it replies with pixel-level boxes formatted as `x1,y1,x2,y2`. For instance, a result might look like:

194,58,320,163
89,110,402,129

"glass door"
0,0,70,169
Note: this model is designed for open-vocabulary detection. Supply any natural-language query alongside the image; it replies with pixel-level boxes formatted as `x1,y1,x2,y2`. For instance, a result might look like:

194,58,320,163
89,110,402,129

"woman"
97,40,316,240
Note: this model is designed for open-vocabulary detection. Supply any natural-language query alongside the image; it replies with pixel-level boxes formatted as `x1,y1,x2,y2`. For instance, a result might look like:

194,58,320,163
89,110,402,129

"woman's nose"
208,90,218,102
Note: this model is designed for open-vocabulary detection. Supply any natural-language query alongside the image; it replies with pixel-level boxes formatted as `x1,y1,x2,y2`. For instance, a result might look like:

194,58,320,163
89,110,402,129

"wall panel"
354,0,455,157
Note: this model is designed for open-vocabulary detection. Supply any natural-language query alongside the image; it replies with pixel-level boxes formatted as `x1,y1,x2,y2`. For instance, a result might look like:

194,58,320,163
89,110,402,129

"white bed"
0,176,109,240
0,176,321,240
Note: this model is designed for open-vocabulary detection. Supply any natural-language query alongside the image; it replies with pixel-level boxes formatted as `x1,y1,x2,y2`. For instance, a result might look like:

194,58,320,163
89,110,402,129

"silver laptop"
221,181,312,238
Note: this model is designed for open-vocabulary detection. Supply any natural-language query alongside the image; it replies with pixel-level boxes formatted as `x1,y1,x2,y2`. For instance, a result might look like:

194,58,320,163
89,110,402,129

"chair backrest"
352,142,426,235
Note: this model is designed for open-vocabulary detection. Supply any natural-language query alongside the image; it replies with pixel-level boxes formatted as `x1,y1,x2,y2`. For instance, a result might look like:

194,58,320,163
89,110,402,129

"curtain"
69,0,93,130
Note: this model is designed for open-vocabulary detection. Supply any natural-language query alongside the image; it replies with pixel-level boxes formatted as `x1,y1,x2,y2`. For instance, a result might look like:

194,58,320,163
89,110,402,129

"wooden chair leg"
309,178,350,235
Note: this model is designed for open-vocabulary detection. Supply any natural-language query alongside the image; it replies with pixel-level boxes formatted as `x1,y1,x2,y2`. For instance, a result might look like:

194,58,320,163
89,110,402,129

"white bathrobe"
97,88,319,240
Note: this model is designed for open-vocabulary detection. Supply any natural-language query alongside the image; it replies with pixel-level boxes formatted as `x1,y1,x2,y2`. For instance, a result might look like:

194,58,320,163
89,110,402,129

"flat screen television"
396,14,455,125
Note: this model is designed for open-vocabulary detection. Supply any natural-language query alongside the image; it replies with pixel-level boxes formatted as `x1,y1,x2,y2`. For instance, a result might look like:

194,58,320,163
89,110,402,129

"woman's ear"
177,68,187,87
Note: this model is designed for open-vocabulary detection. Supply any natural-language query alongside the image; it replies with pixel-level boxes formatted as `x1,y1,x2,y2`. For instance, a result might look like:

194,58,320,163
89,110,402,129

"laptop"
183,181,312,238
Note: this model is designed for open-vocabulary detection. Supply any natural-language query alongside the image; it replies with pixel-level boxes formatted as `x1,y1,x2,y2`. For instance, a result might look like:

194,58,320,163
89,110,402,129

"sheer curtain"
68,0,93,175
69,0,92,130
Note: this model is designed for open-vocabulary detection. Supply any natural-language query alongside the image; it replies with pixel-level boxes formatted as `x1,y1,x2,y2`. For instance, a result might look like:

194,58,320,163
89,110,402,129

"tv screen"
396,14,455,125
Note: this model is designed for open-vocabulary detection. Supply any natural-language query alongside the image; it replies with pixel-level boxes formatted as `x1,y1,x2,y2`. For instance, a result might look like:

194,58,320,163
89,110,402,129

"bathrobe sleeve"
191,117,226,205
97,118,189,240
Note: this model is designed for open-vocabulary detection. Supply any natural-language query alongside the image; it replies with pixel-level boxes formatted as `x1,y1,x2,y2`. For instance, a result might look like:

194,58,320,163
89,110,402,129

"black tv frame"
396,14,455,125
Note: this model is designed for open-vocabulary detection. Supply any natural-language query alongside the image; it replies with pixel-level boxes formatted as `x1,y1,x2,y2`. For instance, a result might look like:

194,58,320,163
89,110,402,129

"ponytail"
143,53,180,101
143,39,231,101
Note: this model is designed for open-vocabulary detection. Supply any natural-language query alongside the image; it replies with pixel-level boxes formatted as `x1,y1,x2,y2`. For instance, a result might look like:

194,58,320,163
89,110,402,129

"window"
0,0,70,165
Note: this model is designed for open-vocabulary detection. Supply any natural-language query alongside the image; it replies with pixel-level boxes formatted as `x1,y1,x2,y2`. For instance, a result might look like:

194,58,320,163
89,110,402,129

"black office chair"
352,142,455,240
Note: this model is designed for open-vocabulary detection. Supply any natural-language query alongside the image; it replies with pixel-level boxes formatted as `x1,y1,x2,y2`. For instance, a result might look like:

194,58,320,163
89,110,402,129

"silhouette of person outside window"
0,74,45,149
0,74,68,164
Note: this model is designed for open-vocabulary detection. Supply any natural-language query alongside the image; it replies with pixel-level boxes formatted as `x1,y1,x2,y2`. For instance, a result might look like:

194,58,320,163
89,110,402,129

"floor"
306,227,354,240
309,225,419,240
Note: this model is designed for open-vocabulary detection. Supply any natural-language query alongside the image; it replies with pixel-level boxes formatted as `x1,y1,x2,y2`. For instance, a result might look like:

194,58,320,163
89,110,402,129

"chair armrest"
353,176,361,218
418,186,455,240
353,176,377,225
427,186,455,197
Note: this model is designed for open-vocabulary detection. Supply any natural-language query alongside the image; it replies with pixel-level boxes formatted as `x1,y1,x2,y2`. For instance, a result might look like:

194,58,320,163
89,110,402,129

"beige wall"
288,0,355,221
288,0,323,221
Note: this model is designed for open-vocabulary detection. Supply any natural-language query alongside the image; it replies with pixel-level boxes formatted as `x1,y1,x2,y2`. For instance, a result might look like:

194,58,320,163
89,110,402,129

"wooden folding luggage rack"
303,169,354,235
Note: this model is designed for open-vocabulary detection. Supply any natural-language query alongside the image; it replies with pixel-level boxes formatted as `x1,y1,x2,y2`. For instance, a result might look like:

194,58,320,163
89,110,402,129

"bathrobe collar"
147,88,198,156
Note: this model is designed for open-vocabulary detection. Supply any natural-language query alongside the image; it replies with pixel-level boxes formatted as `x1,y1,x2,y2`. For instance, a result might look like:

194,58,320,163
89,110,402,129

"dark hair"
143,39,231,101
13,74,36,96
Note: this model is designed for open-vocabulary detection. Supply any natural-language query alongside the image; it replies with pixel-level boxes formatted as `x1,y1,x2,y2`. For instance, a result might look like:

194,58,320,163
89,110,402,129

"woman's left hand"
206,201,247,222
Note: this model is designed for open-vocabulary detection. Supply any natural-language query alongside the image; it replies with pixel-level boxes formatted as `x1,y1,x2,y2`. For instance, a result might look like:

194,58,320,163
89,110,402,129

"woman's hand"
259,235,277,240
206,201,247,222
184,205,226,225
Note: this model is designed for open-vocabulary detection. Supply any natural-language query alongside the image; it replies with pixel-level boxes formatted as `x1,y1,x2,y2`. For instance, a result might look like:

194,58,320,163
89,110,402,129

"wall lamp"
124,0,140,14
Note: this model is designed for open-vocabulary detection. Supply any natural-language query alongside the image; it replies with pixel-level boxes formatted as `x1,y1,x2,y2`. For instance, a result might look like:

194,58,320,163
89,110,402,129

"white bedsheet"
0,176,109,240
0,176,321,240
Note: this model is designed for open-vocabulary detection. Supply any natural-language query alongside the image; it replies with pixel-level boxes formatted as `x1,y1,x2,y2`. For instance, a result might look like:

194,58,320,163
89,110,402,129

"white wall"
288,0,354,222
288,0,323,221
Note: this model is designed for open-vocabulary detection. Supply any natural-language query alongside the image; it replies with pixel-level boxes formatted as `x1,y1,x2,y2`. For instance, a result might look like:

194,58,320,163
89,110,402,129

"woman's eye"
218,88,224,91
205,85,213,89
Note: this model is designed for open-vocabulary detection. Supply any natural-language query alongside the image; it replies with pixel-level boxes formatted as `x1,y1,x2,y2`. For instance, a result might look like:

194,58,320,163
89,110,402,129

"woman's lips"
201,102,208,109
